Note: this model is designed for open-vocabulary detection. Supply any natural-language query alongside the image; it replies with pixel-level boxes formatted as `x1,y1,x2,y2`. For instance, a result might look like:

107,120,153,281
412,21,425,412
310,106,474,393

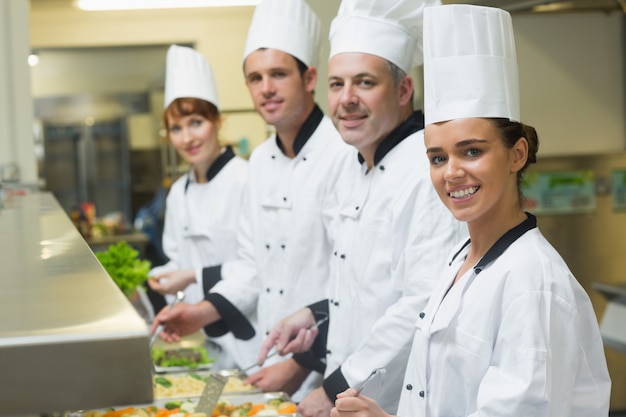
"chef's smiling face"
167,110,221,178
425,117,527,225
243,48,316,131
327,52,412,166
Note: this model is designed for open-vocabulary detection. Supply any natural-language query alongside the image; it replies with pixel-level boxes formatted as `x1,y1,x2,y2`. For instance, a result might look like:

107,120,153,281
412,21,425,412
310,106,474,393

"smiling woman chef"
330,4,611,417
146,45,251,369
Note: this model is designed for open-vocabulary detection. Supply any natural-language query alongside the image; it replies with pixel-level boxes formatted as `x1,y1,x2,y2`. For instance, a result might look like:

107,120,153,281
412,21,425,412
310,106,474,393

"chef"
331,4,612,417
147,45,250,369
254,0,466,415
150,0,351,400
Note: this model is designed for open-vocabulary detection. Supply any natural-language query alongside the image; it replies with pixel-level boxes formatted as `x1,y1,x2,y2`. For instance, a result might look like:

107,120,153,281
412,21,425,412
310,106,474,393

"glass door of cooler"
42,118,132,224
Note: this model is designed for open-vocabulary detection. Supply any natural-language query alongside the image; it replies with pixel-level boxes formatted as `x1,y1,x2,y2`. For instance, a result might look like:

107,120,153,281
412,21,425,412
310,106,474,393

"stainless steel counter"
0,192,153,415
594,282,626,354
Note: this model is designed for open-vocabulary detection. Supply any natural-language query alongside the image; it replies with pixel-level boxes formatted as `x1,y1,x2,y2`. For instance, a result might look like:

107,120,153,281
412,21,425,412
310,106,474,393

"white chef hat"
164,44,220,111
423,4,520,125
243,0,321,68
329,0,441,74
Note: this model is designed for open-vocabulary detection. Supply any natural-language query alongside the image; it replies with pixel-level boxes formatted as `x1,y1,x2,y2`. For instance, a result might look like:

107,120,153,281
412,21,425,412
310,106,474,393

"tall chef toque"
243,0,321,68
164,44,220,110
329,0,441,74
423,4,520,125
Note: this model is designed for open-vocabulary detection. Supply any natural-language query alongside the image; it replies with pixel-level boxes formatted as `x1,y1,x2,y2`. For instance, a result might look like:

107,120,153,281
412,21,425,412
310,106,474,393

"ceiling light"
74,0,260,11
28,53,39,66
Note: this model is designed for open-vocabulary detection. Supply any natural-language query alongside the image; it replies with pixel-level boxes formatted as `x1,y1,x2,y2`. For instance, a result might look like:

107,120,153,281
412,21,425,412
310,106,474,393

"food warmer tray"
67,392,296,416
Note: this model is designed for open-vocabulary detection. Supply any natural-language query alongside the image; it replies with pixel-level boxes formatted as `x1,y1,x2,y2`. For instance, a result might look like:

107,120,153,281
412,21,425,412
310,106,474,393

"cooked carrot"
277,403,296,414
153,408,180,417
102,408,136,417
247,403,266,416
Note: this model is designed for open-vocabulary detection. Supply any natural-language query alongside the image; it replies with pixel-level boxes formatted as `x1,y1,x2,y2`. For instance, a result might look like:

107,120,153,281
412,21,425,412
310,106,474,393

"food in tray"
213,398,297,416
152,347,215,370
81,397,297,417
153,373,256,399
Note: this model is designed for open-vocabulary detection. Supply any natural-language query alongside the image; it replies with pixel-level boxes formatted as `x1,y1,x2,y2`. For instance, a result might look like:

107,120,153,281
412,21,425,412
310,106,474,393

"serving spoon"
354,367,386,396
150,290,185,347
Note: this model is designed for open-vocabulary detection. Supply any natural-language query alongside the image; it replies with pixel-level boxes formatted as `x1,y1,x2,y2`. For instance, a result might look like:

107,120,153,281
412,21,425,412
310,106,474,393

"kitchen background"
0,0,625,412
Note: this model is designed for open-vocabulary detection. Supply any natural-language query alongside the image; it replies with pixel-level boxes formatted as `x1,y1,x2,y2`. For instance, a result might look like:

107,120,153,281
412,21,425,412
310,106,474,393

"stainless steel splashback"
0,192,153,415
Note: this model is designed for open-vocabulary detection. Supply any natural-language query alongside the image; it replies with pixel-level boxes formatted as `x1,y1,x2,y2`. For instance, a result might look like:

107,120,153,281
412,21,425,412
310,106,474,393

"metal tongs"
241,315,329,373
354,367,386,396
150,290,185,347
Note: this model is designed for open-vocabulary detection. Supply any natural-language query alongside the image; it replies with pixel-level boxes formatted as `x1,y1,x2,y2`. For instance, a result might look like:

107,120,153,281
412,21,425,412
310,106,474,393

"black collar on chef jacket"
275,104,324,156
184,146,236,193
357,110,425,168
449,212,538,274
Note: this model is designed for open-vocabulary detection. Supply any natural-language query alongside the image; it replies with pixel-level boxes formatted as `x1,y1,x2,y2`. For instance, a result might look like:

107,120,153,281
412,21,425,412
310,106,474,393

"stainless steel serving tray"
154,363,213,373
68,392,296,416
152,342,215,374
153,369,261,400
218,391,290,404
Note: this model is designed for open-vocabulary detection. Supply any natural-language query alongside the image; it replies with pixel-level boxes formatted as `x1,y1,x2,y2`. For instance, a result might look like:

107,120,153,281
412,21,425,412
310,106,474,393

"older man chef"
255,0,467,416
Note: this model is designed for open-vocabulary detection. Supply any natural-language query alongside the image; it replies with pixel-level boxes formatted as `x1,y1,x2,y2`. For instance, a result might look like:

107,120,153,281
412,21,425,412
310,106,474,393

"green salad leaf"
154,376,173,388
151,346,215,369
164,401,182,410
95,241,151,297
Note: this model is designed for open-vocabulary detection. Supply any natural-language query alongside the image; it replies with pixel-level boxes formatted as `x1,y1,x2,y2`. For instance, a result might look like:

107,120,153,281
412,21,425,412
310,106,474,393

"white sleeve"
209,185,259,318
471,290,606,417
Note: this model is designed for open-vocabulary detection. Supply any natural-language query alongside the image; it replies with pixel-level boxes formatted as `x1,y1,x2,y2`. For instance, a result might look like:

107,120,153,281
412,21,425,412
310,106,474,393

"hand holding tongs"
150,290,185,346
354,367,386,396
242,315,329,373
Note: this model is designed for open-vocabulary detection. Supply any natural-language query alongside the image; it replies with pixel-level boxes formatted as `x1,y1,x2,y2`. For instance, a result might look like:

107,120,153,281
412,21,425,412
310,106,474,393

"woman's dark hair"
490,118,539,205
163,97,220,132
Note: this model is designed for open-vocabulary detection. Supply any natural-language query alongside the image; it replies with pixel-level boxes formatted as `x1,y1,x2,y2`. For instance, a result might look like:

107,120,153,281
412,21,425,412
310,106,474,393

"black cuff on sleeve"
307,300,329,358
292,299,330,375
323,367,349,404
202,265,222,292
203,292,256,340
307,299,329,320
293,351,325,374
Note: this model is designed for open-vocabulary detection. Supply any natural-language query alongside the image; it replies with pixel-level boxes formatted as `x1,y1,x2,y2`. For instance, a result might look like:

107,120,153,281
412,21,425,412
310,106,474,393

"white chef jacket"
149,147,251,369
322,113,467,413
398,214,611,417
205,107,352,396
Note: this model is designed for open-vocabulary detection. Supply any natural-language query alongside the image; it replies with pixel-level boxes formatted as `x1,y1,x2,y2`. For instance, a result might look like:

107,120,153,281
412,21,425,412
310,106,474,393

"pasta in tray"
223,376,257,394
154,374,256,399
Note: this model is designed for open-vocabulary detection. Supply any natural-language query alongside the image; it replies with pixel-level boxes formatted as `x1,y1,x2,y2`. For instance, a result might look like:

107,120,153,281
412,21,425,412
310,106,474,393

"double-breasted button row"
333,251,346,259
329,298,340,307
265,287,285,294
405,384,425,398
265,243,287,250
